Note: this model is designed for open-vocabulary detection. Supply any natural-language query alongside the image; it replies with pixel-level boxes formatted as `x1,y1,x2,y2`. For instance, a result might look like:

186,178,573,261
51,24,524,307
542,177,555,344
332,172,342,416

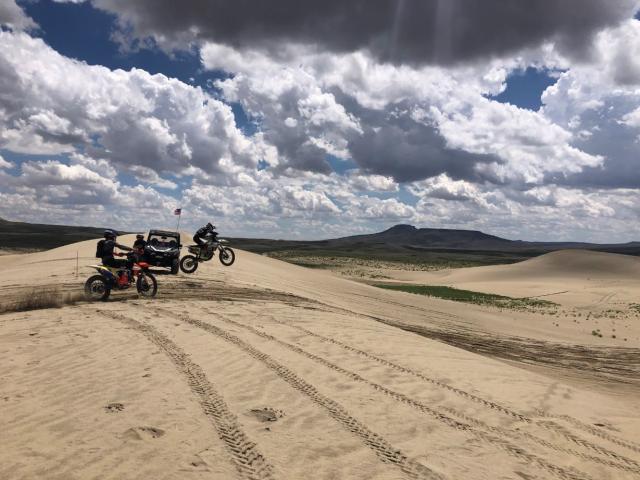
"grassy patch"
373,284,557,311
287,260,335,269
0,288,84,314
267,251,489,272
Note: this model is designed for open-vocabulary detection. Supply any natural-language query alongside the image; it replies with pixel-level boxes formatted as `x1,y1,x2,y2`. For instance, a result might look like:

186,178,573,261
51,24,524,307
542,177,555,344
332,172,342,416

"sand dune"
1,239,640,479
382,249,640,308
435,249,640,282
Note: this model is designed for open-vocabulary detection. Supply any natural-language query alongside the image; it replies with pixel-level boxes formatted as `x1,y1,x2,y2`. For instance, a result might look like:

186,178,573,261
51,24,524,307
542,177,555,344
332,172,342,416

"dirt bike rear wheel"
84,275,110,301
180,255,199,273
136,272,157,297
219,247,235,266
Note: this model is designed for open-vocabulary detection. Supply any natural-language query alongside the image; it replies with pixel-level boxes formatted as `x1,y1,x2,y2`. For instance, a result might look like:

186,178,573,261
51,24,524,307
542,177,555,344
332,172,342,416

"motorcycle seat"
98,265,124,274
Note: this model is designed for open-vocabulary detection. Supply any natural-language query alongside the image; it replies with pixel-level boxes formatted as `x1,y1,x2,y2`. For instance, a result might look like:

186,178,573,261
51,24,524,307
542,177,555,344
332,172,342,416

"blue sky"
22,1,206,83
490,68,559,111
1,0,639,242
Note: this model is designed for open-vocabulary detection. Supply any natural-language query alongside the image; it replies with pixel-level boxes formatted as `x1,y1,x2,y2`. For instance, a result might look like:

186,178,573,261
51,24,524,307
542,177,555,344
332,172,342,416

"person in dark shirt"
193,222,216,246
133,234,147,251
132,234,147,262
101,230,133,270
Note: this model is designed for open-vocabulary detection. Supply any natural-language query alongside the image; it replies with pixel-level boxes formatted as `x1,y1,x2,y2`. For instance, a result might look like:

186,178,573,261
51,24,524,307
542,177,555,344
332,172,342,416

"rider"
193,222,216,247
101,230,134,272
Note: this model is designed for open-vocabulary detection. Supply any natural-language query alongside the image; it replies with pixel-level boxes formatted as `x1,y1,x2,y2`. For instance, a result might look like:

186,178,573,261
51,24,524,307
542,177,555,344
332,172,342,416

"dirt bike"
179,233,235,273
84,252,157,301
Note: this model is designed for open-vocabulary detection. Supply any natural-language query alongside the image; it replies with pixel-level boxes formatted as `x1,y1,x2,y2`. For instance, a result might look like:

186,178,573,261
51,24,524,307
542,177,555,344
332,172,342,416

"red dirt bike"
84,252,157,301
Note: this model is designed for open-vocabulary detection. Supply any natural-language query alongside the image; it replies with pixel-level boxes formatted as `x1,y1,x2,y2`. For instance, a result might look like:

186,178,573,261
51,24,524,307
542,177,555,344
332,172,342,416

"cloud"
92,0,638,65
345,103,499,183
347,173,398,192
622,107,640,128
0,158,183,229
213,57,361,174
541,20,640,189
210,42,606,187
1,5,639,242
0,0,36,31
0,31,263,185
0,155,12,169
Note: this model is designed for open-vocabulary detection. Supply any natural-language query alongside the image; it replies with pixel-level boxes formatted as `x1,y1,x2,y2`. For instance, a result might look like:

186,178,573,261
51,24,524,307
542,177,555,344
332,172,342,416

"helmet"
104,229,117,239
206,222,214,230
136,234,144,239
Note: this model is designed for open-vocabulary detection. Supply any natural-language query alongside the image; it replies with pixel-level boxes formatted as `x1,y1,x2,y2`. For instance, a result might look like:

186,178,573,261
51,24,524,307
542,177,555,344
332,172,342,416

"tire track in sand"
266,313,640,463
144,306,444,480
152,306,594,480
96,309,274,480
543,414,640,454
196,308,636,479
299,295,640,456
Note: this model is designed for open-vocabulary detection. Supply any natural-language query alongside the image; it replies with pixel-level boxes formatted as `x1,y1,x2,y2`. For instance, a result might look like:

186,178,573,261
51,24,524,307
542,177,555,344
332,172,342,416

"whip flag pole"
174,208,182,231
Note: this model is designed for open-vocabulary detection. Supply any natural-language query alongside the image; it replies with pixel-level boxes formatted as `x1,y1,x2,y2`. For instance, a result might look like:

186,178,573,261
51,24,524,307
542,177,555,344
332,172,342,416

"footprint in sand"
104,402,124,413
120,426,166,441
248,407,285,423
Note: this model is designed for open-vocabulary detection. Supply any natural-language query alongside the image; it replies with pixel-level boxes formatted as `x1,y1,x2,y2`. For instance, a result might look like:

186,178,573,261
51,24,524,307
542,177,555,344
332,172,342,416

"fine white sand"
1,238,639,479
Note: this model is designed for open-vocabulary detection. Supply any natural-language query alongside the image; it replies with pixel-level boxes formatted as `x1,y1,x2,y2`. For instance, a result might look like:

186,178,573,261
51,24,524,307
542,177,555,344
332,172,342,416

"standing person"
132,233,147,262
193,222,216,246
133,234,147,251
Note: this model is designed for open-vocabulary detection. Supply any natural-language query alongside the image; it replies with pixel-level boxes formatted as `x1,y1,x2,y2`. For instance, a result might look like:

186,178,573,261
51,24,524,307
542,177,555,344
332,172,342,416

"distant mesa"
383,224,417,233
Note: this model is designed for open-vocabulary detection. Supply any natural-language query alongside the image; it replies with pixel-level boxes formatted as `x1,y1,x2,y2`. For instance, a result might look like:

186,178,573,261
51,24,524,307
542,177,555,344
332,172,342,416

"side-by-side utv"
143,229,181,274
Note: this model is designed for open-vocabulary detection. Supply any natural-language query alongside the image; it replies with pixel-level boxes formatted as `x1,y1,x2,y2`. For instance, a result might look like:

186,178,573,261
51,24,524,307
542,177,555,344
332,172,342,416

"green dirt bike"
179,233,235,274
84,252,157,301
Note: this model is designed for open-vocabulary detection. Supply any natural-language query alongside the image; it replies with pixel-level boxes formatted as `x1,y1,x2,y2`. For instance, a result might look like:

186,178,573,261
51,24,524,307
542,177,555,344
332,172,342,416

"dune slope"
1,240,639,479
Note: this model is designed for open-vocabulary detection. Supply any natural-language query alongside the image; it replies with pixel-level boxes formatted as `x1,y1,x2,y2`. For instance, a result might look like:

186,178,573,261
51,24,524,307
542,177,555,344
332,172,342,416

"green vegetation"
266,250,516,271
373,284,557,311
286,260,334,269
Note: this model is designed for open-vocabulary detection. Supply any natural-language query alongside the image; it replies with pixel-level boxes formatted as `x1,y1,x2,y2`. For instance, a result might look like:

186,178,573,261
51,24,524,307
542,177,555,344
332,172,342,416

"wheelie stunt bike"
180,230,235,273
84,252,157,301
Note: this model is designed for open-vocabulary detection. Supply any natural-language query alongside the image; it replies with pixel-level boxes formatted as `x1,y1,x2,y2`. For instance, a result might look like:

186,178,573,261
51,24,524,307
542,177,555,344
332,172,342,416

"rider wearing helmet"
193,222,216,246
133,234,147,251
101,230,133,270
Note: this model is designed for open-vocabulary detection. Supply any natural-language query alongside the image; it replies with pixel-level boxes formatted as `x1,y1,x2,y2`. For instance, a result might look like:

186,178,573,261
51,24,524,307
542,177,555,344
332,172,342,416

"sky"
0,1,639,242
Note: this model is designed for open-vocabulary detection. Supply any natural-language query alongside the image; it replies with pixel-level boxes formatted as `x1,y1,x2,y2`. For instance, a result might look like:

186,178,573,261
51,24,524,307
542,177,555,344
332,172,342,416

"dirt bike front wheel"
180,255,199,273
219,247,235,266
136,272,158,298
170,258,179,275
84,275,111,301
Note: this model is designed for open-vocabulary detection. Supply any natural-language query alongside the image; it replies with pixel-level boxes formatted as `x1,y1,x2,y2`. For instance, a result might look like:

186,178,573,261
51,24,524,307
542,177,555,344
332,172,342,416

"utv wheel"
219,247,235,266
180,255,198,273
136,272,158,298
170,258,179,275
84,275,111,301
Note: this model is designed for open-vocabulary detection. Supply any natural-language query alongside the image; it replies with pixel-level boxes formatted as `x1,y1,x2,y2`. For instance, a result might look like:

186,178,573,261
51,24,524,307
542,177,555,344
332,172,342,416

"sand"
1,237,639,479
378,249,640,307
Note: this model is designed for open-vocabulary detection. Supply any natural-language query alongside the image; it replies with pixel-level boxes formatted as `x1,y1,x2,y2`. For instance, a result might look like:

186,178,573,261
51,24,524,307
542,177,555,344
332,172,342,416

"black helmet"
104,229,116,239
136,234,144,239
206,222,214,230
